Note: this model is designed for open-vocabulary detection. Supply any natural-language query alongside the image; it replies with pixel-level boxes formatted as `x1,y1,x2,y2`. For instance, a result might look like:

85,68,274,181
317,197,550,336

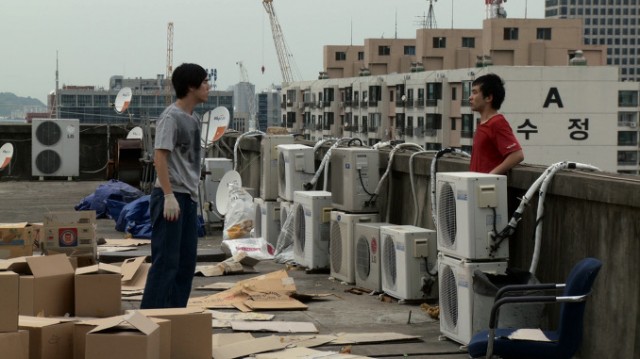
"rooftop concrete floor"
0,180,471,359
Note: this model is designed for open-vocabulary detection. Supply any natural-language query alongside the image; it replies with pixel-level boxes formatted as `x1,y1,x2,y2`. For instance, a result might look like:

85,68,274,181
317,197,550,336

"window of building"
358,51,364,60
617,151,638,165
462,37,475,48
503,27,519,40
461,81,472,106
619,91,639,106
404,46,416,55
451,87,457,101
378,46,391,56
461,114,474,138
335,51,346,61
426,142,442,151
451,117,456,130
426,82,442,106
426,114,442,130
536,28,552,40
433,37,446,48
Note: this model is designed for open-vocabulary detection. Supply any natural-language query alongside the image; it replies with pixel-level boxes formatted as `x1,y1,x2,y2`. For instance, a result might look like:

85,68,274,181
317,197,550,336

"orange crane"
165,22,174,105
262,0,300,84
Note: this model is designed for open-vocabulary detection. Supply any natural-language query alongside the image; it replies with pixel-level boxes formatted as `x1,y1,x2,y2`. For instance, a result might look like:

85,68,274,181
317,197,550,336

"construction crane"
236,61,256,131
262,0,299,84
165,22,174,105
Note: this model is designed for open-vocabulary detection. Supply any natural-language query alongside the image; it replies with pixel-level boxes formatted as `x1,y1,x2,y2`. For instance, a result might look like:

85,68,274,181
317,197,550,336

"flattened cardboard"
0,223,34,259
120,256,150,291
254,347,372,358
211,332,253,347
19,316,74,359
278,334,338,348
0,271,19,332
230,321,318,333
0,330,29,359
74,263,122,317
330,332,421,344
211,335,286,359
103,239,151,247
20,254,75,317
137,308,212,359
85,312,160,359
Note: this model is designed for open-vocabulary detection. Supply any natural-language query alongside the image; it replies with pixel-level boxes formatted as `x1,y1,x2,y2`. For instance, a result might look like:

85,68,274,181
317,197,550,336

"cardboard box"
137,308,212,359
16,254,75,317
85,312,160,359
19,316,73,359
73,321,97,359
42,211,97,258
0,330,29,359
0,271,19,332
75,263,122,317
0,223,35,259
149,318,171,359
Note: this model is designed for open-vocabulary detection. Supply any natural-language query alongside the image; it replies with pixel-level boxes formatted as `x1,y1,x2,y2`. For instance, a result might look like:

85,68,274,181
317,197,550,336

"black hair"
472,73,506,110
172,63,207,99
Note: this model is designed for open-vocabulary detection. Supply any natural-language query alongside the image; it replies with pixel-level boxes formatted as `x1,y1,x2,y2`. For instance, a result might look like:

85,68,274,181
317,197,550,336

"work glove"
163,193,180,221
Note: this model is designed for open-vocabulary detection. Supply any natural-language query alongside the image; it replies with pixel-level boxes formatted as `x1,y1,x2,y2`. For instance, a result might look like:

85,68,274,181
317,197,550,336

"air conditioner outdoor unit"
278,144,315,202
438,253,507,345
260,135,294,200
254,197,281,248
279,200,294,231
201,158,233,224
436,172,509,260
380,225,437,301
330,147,379,213
329,211,380,284
354,222,391,292
292,191,332,270
32,119,80,177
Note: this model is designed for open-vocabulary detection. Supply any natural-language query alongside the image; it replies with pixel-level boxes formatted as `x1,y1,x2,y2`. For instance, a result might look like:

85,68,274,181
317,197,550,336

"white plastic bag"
222,183,254,241
221,237,275,260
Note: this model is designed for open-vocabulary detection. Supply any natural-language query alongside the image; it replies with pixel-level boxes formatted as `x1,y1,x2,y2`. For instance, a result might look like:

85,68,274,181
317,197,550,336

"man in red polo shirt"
468,73,524,174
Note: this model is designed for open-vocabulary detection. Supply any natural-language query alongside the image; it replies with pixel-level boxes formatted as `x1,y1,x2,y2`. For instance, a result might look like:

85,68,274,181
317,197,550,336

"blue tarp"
75,179,144,219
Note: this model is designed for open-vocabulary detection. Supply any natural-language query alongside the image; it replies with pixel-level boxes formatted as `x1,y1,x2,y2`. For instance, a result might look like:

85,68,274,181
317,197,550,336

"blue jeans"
140,188,198,308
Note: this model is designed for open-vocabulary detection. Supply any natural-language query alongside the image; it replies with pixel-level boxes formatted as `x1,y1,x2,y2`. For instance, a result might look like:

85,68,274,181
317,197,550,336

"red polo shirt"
470,114,521,173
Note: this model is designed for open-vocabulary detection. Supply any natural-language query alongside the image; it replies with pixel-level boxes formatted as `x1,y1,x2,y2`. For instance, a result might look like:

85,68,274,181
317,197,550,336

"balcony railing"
404,127,414,136
344,100,352,107
415,98,424,107
415,127,424,137
368,126,378,133
315,124,323,130
360,101,368,108
425,129,437,137
461,130,473,138
360,127,368,133
426,99,438,107
461,99,470,107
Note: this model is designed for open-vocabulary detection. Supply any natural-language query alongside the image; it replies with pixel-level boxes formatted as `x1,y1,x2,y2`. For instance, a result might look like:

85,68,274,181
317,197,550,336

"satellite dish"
126,126,144,139
114,87,133,114
215,170,242,216
0,143,13,170
202,106,230,146
401,95,407,102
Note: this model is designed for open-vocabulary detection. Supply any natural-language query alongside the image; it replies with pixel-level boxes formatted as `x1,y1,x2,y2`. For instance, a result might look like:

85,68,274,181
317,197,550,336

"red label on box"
58,228,78,247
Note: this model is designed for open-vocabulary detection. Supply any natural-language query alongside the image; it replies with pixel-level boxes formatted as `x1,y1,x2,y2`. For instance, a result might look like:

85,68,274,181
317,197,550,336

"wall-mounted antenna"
395,9,398,39
426,0,437,29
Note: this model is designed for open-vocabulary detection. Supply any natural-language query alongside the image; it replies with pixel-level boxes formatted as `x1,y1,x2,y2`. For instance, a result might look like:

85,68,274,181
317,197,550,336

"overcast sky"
1,0,544,103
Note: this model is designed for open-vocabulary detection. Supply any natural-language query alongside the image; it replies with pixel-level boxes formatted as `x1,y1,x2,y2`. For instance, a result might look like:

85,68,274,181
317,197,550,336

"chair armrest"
495,283,565,301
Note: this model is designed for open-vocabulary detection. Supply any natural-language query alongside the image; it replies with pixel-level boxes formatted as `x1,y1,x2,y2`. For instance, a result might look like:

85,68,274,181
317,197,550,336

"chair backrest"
557,257,602,357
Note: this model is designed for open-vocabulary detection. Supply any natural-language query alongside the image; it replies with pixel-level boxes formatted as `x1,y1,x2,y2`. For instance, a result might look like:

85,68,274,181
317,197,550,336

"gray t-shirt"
154,103,201,201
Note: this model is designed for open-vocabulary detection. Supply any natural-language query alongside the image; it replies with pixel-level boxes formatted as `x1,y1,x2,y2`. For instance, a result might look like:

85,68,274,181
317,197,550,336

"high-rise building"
544,0,639,82
256,86,282,132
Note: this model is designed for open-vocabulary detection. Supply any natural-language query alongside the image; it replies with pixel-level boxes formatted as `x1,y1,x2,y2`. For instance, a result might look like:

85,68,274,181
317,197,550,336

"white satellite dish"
215,170,241,216
202,106,230,146
0,143,13,170
114,87,133,114
126,126,144,140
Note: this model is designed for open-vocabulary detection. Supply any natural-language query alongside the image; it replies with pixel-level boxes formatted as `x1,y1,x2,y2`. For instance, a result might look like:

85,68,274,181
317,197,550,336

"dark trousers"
140,188,198,308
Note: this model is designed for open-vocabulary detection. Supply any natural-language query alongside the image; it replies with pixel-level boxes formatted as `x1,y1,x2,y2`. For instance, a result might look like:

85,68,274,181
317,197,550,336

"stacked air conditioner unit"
436,172,509,345
32,119,80,177
292,191,332,270
354,222,391,292
330,147,379,213
380,225,437,301
277,144,315,202
254,197,281,247
260,135,294,200
201,158,233,225
329,211,380,284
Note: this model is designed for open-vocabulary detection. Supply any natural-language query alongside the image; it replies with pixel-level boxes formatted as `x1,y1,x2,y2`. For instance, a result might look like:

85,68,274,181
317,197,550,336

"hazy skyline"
1,0,544,103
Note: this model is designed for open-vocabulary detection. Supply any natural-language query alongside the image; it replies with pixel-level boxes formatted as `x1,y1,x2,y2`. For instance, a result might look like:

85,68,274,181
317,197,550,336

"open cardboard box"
75,263,122,317
0,271,19,332
135,308,212,359
19,316,74,359
0,330,29,359
85,311,160,359
42,211,97,258
0,223,35,259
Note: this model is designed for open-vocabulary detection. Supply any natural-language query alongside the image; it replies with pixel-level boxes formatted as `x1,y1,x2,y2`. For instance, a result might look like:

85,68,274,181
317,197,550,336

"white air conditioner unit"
380,225,437,301
278,144,315,202
279,200,294,231
201,158,233,224
330,147,379,213
254,197,281,248
329,211,380,284
436,172,509,260
354,222,391,292
438,253,507,345
292,191,332,270
32,119,80,177
260,135,294,200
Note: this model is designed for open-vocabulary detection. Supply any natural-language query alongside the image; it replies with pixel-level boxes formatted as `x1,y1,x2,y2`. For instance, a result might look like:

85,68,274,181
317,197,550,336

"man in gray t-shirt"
141,63,209,309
